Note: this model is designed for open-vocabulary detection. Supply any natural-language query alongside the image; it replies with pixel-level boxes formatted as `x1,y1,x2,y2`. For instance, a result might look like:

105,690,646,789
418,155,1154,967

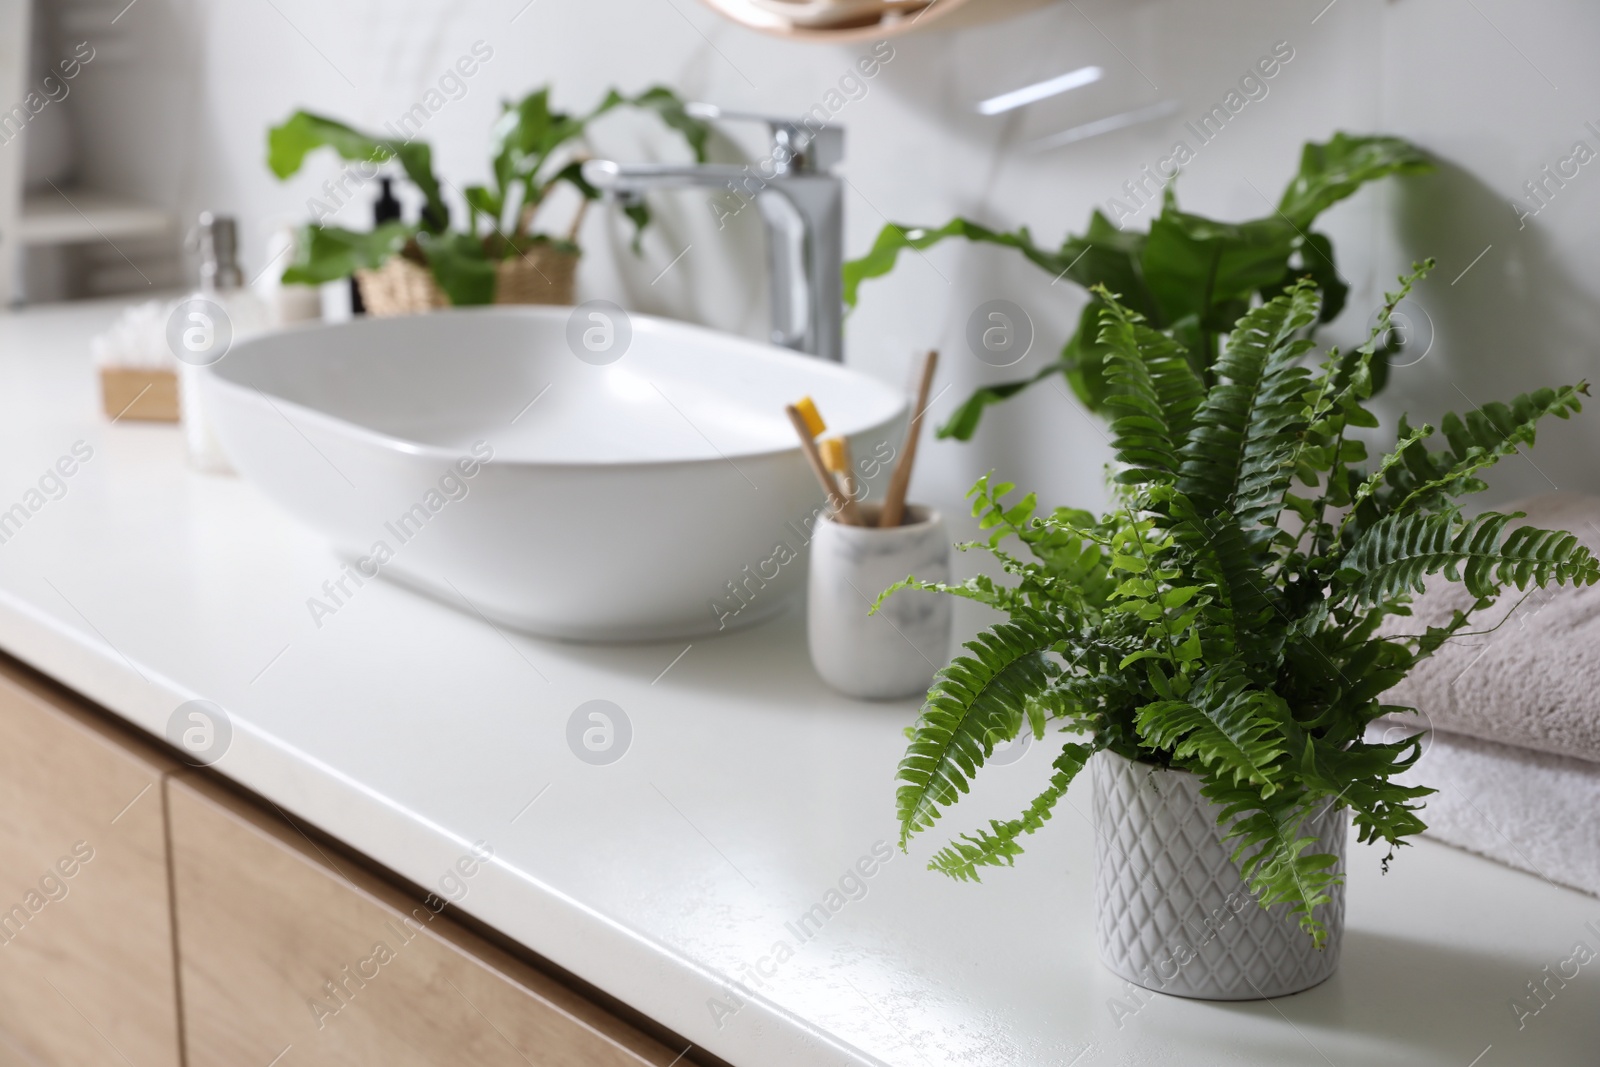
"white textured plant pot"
807,505,950,700
1092,750,1346,1000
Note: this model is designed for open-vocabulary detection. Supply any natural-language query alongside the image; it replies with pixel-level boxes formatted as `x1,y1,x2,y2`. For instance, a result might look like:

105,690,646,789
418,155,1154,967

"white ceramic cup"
807,504,951,700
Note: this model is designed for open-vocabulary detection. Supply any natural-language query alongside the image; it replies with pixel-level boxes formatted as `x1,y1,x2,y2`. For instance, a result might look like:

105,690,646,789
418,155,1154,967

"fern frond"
1337,423,1434,539
1230,300,1324,533
874,574,1022,616
1098,314,1176,483
1405,595,1495,658
1165,497,1271,665
928,742,1098,881
968,473,1037,547
1337,510,1600,604
1377,384,1588,515
1287,264,1432,551
1203,781,1339,947
896,616,1067,847
1297,735,1433,849
1024,510,1118,603
1133,323,1206,443
968,541,1099,614
1177,280,1321,519
1135,667,1289,794
1098,295,1205,485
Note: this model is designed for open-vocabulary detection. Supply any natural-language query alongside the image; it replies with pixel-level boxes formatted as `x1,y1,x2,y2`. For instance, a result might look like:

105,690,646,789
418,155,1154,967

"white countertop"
2,300,1597,1067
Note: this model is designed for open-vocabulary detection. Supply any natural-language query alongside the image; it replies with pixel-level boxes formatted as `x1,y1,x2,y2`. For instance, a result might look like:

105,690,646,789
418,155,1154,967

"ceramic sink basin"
204,308,906,641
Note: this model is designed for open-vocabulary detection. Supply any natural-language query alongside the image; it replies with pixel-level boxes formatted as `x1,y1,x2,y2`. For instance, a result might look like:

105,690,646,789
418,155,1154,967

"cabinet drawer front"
0,660,181,1067
168,775,679,1066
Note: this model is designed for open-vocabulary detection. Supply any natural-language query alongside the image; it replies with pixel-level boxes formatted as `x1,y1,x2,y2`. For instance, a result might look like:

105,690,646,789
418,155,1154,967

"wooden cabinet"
0,659,183,1067
167,774,682,1066
0,651,699,1067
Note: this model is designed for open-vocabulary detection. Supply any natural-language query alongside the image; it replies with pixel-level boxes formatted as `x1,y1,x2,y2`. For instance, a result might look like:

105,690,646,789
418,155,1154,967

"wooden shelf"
18,187,172,246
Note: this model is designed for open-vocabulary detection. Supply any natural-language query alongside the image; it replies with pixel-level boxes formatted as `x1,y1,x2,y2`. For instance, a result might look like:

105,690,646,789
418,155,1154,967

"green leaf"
844,134,1433,439
1277,133,1435,228
267,111,449,232
463,185,502,236
1142,208,1298,333
1298,735,1433,849
267,111,378,179
1340,423,1434,534
491,85,707,249
1098,305,1180,485
493,87,584,166
874,573,1024,616
936,362,1066,442
842,217,1100,310
418,232,497,306
280,222,413,285
625,86,713,163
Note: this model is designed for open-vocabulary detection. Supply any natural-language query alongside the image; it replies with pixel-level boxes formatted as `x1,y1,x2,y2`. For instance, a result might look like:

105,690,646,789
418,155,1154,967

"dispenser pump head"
196,212,243,293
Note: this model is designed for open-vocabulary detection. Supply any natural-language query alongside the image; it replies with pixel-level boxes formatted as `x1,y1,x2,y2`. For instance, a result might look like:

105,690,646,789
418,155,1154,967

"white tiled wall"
62,0,1600,520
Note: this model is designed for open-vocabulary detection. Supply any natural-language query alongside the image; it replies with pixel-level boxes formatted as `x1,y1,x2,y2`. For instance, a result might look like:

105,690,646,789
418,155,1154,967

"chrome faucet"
582,105,845,363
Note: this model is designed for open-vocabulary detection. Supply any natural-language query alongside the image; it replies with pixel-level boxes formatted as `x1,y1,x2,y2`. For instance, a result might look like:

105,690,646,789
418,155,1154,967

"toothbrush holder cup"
807,504,951,700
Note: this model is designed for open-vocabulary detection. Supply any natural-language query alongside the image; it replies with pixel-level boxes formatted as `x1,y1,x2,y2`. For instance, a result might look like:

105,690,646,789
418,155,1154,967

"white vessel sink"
205,308,906,641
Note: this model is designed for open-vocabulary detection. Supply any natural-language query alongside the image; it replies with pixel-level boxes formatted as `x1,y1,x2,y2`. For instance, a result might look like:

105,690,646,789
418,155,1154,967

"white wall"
63,0,1600,525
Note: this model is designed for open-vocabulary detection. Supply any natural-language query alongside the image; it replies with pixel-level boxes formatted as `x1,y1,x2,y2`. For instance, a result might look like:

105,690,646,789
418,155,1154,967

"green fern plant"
878,262,1598,946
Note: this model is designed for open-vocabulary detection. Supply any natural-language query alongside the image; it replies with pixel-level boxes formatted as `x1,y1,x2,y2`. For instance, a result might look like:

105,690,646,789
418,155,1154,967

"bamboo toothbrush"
880,350,939,528
820,436,864,525
785,398,857,524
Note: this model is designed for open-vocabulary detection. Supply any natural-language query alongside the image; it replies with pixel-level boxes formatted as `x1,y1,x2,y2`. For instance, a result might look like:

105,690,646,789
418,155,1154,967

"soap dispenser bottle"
350,178,403,316
374,176,402,225
178,212,268,474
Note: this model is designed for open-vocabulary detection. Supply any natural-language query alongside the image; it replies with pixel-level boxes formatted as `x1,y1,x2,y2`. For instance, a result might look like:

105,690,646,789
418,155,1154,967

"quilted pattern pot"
1092,750,1346,1000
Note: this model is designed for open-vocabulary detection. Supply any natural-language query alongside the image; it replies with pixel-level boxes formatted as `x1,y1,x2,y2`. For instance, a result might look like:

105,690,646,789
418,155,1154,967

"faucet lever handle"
684,103,843,174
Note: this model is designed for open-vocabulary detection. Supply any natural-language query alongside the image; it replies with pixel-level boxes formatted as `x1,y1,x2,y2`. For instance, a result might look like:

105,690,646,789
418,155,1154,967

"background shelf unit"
0,0,173,304
19,186,170,246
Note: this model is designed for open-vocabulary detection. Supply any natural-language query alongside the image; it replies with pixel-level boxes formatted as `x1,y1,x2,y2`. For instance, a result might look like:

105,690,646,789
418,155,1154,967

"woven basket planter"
355,244,578,317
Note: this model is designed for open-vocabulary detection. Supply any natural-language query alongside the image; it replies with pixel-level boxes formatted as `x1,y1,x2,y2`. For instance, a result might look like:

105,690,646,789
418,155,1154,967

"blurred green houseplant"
266,86,710,305
843,133,1435,439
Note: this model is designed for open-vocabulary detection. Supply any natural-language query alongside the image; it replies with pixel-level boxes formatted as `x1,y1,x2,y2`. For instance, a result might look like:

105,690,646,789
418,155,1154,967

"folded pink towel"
1383,492,1600,764
1367,723,1600,897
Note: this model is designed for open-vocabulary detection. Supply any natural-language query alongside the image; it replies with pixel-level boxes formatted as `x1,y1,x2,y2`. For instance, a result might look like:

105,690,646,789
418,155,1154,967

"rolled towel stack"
1373,492,1600,895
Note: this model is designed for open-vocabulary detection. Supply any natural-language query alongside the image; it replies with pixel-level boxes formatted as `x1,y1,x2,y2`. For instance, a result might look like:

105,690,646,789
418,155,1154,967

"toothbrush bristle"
794,396,826,438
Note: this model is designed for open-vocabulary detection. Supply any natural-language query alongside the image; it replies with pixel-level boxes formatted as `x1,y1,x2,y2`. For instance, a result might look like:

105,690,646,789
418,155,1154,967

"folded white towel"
1383,492,1600,764
1369,723,1600,898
